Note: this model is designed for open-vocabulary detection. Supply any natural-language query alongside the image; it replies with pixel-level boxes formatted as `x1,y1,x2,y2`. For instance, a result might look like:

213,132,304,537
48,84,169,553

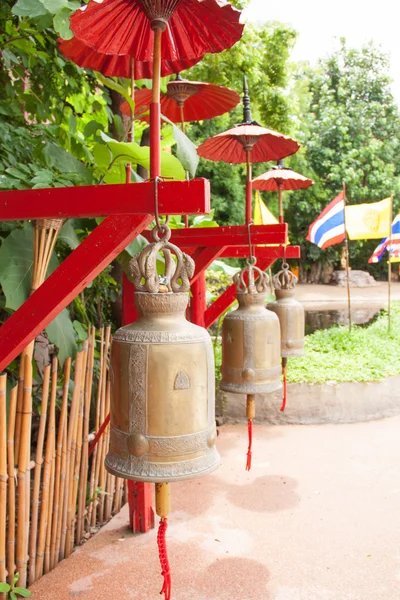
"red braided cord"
280,374,287,412
246,419,253,471
157,518,171,600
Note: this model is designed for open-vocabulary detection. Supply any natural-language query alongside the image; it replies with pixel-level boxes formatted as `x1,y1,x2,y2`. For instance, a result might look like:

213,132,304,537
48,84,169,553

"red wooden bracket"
0,179,210,220
143,223,288,247
0,214,152,372
220,245,301,259
191,274,207,328
204,257,273,329
192,247,226,283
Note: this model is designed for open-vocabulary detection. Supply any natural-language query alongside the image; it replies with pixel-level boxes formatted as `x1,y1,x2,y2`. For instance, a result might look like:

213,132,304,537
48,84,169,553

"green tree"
284,40,400,280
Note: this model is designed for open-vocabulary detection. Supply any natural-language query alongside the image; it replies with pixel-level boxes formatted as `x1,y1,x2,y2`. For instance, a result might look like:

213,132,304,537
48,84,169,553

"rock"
330,270,379,287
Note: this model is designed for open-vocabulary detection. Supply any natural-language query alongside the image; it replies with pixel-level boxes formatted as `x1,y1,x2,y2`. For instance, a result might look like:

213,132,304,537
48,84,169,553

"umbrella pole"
246,150,252,225
150,28,163,179
278,184,284,224
179,104,190,228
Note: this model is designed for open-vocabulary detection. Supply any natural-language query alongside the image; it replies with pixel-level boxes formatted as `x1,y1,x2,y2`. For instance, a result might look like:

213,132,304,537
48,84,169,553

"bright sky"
243,0,400,104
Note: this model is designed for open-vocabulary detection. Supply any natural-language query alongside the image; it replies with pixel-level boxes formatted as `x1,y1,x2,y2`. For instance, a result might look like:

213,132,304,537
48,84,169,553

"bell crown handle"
233,258,269,294
129,224,195,293
273,262,298,290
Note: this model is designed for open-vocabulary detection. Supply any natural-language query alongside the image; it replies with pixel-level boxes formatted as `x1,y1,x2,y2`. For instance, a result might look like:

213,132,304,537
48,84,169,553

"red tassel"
280,373,287,412
157,517,171,600
246,419,253,471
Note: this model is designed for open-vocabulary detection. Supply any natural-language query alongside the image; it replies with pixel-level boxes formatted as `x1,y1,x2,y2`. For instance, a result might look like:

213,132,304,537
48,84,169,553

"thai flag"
368,213,400,263
306,192,345,249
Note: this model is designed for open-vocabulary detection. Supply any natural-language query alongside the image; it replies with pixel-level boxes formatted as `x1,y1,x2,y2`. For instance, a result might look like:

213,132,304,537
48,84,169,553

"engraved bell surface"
105,225,220,483
267,265,305,358
220,262,282,395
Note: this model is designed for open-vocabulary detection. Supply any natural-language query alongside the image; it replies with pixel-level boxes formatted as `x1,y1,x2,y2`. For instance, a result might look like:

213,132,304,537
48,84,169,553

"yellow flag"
345,197,392,240
253,191,279,225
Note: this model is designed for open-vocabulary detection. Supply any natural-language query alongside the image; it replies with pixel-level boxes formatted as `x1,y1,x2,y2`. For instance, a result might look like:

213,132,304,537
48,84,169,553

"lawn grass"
288,302,400,384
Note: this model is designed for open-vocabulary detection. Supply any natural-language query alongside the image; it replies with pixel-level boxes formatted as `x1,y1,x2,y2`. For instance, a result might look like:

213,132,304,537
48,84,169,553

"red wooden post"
191,272,207,328
122,274,155,533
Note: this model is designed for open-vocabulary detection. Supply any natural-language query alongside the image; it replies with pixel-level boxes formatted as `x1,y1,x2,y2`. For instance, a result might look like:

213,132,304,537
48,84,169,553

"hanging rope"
281,357,288,412
246,418,253,471
157,518,171,600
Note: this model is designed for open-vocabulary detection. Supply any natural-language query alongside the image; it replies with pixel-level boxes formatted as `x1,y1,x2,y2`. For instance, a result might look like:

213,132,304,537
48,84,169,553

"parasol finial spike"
175,72,183,81
277,159,284,168
242,75,253,125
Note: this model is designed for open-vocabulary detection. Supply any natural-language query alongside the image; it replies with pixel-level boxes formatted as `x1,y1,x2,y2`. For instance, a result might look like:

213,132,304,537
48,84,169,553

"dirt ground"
30,419,400,600
296,281,400,310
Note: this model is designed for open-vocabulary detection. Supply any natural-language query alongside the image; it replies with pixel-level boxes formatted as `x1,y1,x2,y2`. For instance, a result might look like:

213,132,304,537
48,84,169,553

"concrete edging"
223,376,400,424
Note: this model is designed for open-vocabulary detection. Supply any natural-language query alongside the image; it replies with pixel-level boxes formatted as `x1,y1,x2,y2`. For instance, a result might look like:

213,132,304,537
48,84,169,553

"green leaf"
12,0,49,17
42,0,78,11
0,582,10,593
42,143,92,184
100,133,185,181
96,74,135,115
13,588,32,598
31,169,54,188
0,222,59,311
46,309,77,366
58,220,80,249
208,260,240,277
72,320,87,341
93,143,112,170
192,210,219,228
162,116,199,178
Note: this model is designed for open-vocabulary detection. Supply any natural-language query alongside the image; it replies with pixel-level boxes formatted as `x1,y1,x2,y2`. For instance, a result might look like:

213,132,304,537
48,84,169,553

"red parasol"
58,38,201,80
252,163,314,223
197,78,300,223
70,0,244,179
121,75,240,129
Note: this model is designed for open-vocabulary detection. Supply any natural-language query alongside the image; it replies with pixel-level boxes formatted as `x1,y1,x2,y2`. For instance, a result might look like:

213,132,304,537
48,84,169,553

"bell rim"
219,380,283,394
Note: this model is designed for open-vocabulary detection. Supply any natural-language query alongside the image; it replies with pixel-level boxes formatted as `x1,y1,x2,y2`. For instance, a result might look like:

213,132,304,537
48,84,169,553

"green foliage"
288,303,400,383
0,573,32,598
285,40,400,278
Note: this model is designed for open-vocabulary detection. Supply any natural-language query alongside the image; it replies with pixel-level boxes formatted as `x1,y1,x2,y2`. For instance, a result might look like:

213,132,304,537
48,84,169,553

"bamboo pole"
7,385,17,584
0,375,7,594
51,357,71,569
97,327,111,524
89,328,104,527
77,328,95,543
43,450,55,575
28,364,51,586
16,357,32,588
69,344,88,554
63,352,84,558
56,416,68,563
35,356,57,580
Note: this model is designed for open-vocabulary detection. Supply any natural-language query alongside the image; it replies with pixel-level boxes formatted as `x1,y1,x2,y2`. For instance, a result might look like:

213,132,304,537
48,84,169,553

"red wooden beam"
0,214,152,372
143,223,288,247
204,257,273,329
220,245,301,259
0,179,210,220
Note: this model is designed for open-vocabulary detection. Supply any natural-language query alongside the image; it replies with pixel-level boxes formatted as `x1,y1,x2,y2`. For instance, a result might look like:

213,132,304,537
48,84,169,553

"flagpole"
343,181,352,331
388,195,393,332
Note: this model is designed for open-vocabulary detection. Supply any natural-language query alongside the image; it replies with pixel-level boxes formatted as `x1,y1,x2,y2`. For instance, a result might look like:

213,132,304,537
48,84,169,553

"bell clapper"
156,482,171,600
281,357,288,412
246,394,256,471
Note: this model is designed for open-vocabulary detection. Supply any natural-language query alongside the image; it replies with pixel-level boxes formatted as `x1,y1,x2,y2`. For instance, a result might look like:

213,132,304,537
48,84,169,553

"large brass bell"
267,263,305,412
219,258,282,470
220,259,282,395
267,263,304,358
105,225,220,483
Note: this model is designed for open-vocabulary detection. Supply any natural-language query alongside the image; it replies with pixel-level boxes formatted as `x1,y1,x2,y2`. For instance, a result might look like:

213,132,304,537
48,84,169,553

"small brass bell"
220,259,282,469
106,225,220,483
220,260,282,395
267,263,305,411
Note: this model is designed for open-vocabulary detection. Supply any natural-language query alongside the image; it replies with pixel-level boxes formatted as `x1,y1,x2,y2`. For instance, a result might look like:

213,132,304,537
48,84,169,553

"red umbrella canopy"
70,0,244,62
252,166,314,191
58,37,201,79
120,77,240,122
196,124,300,164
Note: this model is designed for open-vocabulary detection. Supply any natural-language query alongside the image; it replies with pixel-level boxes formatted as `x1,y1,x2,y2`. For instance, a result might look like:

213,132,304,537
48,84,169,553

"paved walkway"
30,420,400,599
297,282,400,309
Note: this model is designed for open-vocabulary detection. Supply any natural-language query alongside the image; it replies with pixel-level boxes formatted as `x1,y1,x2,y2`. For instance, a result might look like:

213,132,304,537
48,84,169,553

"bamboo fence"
0,327,127,589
